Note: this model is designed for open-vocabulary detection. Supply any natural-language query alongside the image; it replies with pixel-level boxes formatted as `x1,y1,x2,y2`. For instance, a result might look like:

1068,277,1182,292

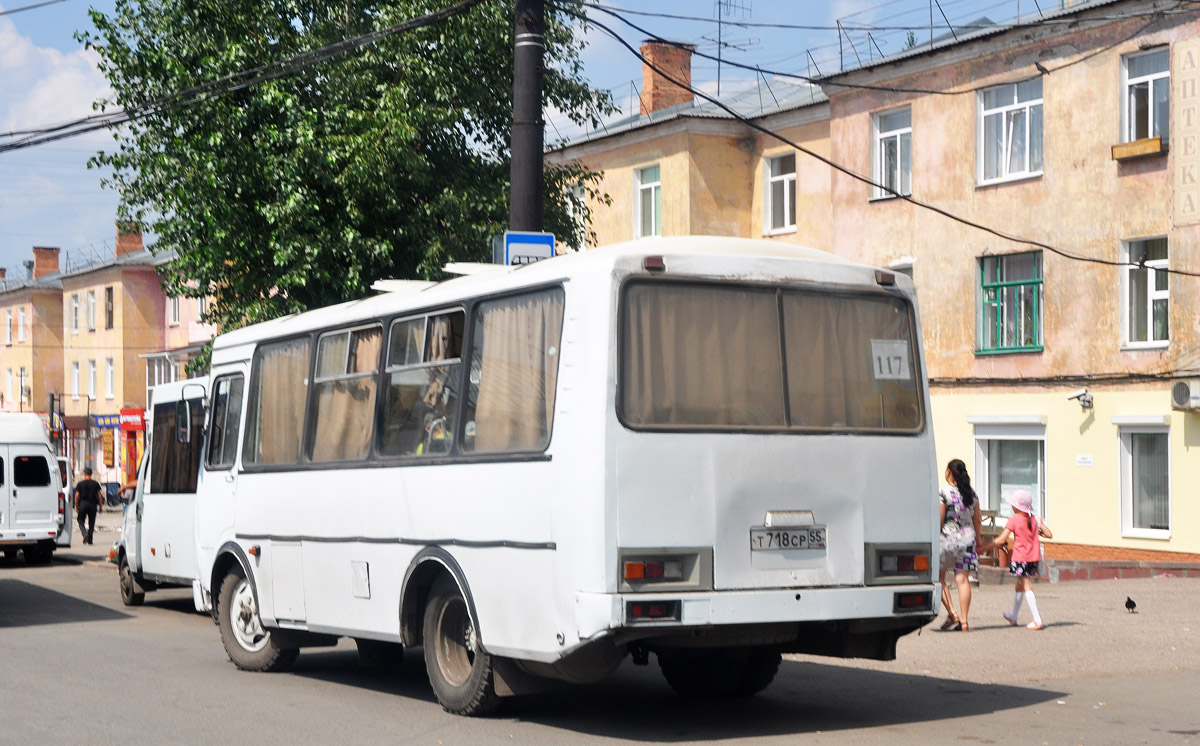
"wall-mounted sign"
1075,454,1094,467
119,409,145,432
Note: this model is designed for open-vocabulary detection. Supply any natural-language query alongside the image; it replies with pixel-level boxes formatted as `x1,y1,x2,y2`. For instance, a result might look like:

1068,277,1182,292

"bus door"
196,370,246,570
140,390,205,582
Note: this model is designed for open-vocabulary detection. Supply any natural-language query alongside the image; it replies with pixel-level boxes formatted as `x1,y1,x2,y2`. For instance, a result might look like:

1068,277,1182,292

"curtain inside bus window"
310,327,381,462
245,337,312,465
378,312,464,458
463,288,565,452
782,292,920,430
621,283,785,428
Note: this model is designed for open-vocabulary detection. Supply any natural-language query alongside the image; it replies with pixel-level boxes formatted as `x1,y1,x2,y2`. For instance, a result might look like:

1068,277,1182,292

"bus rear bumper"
576,585,936,656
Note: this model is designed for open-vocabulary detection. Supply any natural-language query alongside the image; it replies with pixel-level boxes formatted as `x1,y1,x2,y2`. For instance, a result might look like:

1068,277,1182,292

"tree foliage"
80,0,612,343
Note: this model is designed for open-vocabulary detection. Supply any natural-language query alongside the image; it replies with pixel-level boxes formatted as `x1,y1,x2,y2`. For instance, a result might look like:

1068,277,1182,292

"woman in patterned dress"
938,459,982,631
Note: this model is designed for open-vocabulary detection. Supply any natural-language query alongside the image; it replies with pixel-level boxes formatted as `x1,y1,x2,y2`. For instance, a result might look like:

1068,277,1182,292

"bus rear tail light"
626,600,679,622
57,492,66,526
865,543,933,585
624,559,683,581
893,591,933,613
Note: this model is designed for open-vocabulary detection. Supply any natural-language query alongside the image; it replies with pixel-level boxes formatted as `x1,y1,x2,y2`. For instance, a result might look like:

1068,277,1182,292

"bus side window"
307,325,382,463
243,337,312,466
206,376,245,470
461,287,565,454
378,311,464,458
150,400,204,494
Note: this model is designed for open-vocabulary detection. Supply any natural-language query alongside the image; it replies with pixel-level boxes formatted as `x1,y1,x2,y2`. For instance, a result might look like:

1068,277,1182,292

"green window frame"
978,252,1042,354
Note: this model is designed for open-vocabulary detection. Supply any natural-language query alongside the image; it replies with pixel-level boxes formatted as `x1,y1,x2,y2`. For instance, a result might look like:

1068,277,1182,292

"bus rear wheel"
118,554,145,606
423,577,500,716
218,568,298,672
23,542,53,565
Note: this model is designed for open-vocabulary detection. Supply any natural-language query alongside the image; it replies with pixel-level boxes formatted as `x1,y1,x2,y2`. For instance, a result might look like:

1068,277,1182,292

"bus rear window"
620,282,923,433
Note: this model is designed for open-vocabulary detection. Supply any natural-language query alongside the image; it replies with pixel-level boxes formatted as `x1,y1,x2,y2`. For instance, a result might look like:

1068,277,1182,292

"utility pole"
509,0,545,232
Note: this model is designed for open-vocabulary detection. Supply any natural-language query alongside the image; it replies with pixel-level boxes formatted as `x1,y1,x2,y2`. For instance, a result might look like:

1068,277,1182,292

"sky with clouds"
0,0,1019,276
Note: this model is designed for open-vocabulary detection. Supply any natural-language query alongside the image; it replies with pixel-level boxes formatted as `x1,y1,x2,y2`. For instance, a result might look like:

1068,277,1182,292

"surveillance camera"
1067,388,1088,401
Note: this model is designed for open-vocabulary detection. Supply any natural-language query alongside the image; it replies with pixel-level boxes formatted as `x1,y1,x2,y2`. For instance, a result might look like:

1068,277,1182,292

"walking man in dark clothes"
74,467,102,545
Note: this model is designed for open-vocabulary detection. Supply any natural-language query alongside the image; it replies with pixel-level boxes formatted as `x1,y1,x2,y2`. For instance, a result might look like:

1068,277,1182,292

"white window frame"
633,164,662,239
17,307,25,343
1122,47,1169,144
71,361,80,400
970,419,1047,520
168,296,181,326
86,290,96,331
70,294,79,334
18,367,26,406
1118,424,1170,539
977,78,1043,185
871,107,912,200
1121,237,1169,349
4,311,10,345
105,357,115,399
88,359,96,399
763,152,797,234
5,369,11,403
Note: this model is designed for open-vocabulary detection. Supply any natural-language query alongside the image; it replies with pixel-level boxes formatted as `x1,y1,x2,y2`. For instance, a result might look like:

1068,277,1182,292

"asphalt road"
2,532,1198,746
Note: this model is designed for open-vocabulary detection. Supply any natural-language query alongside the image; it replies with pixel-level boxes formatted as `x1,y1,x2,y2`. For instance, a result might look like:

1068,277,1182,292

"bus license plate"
750,527,826,551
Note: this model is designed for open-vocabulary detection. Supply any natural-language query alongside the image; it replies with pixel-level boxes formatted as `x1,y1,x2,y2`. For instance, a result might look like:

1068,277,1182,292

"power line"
559,7,1200,279
0,0,491,153
0,0,70,17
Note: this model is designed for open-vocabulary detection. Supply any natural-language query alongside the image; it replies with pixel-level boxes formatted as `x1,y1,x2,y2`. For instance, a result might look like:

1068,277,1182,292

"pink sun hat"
1005,489,1035,515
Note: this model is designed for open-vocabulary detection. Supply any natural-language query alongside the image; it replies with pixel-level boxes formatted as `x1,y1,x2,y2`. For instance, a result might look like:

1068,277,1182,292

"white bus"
140,237,939,715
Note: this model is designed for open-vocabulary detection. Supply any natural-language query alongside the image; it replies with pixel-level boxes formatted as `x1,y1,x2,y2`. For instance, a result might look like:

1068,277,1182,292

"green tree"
80,0,612,344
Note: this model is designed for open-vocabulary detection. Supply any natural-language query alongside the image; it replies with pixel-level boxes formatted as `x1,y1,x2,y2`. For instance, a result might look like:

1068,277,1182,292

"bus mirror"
176,399,191,444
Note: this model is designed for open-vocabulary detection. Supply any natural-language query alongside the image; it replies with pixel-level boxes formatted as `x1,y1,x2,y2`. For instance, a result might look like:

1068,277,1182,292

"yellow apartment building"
0,248,64,419
548,41,833,252
550,1,1200,554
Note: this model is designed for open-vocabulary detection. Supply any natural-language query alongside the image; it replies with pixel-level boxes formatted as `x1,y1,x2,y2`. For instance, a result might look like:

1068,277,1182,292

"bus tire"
422,577,501,716
732,648,782,696
4,548,19,560
23,542,53,565
658,649,746,698
218,568,298,673
118,554,145,606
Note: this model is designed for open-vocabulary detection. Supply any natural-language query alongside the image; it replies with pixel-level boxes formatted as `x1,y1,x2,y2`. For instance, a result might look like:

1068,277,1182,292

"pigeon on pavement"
1125,596,1137,613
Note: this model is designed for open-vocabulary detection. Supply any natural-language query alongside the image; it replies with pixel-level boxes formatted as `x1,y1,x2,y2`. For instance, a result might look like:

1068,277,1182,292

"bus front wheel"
422,577,501,716
218,568,298,673
118,554,145,606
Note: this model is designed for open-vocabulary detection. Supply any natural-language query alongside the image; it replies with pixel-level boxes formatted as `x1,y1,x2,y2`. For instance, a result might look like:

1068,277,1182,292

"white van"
0,413,65,564
118,378,208,605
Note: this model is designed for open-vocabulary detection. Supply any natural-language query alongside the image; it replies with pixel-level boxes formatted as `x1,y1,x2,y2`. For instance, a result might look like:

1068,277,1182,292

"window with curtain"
1122,428,1169,535
462,288,565,453
765,153,797,232
873,107,912,199
244,337,312,465
635,165,662,238
1123,238,1168,346
979,252,1042,352
980,78,1042,183
620,282,922,432
1124,47,1169,143
308,325,382,462
378,311,465,457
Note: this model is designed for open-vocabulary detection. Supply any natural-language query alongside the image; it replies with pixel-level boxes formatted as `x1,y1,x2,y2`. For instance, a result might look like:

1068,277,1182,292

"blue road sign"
502,231,556,265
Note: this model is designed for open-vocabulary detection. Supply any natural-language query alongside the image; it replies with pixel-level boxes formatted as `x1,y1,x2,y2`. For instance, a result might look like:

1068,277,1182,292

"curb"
978,560,1200,584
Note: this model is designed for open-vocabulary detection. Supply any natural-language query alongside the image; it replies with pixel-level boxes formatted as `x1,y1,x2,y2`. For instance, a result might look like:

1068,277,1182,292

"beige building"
551,1,1200,555
821,0,1199,554
548,41,833,252
0,223,215,485
0,248,64,417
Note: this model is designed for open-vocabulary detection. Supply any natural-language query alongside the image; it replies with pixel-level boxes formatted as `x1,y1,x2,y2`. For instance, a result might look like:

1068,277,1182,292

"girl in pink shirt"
982,489,1054,630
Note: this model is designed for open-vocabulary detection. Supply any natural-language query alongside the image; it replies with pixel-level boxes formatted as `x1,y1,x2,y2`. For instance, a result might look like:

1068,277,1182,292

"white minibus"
117,378,209,605
0,413,65,564
147,237,940,714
